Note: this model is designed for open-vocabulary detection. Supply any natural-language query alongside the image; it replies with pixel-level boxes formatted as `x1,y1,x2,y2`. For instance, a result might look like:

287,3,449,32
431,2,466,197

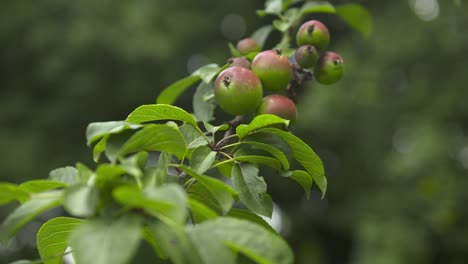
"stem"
218,151,233,160
220,142,243,150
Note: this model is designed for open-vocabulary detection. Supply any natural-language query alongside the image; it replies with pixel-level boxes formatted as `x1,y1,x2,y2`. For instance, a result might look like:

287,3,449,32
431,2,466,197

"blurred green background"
1,0,467,263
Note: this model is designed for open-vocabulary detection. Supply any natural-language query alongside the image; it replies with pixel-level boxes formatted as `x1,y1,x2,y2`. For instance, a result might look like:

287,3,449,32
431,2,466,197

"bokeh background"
1,0,467,263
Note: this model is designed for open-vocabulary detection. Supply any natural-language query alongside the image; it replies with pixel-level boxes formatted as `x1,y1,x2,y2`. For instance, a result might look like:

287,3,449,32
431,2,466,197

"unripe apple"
227,57,251,69
315,52,344,85
251,49,293,91
236,38,261,55
296,20,330,51
257,95,298,125
214,66,263,115
295,45,319,69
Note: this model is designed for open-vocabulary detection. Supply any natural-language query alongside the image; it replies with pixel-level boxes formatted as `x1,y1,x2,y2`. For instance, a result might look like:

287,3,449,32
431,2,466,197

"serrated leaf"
0,183,29,205
193,81,216,122
19,180,66,194
126,104,198,128
48,166,79,185
336,3,373,38
0,196,62,242
187,217,293,264
258,128,327,197
113,184,187,225
300,1,336,15
63,183,98,218
157,75,201,104
228,42,242,57
190,146,217,174
283,170,313,199
149,222,204,264
70,215,142,264
188,198,219,223
236,141,290,170
227,208,275,233
86,121,142,146
231,163,272,217
250,25,273,48
119,124,187,160
37,217,83,264
236,114,289,139
178,165,236,214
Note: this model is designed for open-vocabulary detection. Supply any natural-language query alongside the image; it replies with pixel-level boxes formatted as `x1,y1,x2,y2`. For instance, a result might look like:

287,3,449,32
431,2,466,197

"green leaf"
149,222,204,264
236,141,290,170
142,225,167,260
19,180,66,194
86,121,142,146
145,152,171,187
93,135,108,162
300,1,336,15
156,75,201,104
250,25,273,48
48,166,79,185
234,155,282,171
273,19,290,32
258,128,327,197
37,217,83,264
245,132,293,163
70,215,142,264
187,217,294,264
283,170,313,199
95,164,127,188
119,124,187,160
336,3,373,38
193,81,216,122
187,183,224,214
63,183,98,217
126,104,198,128
228,42,242,57
227,208,275,233
188,198,219,223
9,260,35,264
190,146,217,174
113,184,187,225
0,183,29,205
0,196,62,242
236,114,289,139
231,163,273,217
203,122,229,136
198,64,222,83
257,0,283,16
76,162,94,182
178,165,236,214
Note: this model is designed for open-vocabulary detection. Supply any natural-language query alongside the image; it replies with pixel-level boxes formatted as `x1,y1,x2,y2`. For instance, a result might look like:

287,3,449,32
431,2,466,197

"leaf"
113,184,187,225
93,135,108,162
193,81,216,122
236,114,289,139
0,197,62,242
187,183,224,214
156,75,201,104
300,1,336,15
119,124,187,160
126,104,198,128
258,128,327,197
250,25,273,48
149,222,204,264
257,0,283,16
48,166,79,185
227,208,275,233
37,217,83,264
203,122,229,136
146,152,171,187
190,146,217,174
0,183,29,205
188,198,219,223
19,180,66,194
245,132,293,164
69,215,142,264
63,183,98,218
142,225,167,260
231,163,273,217
86,121,142,146
234,155,283,171
273,19,291,32
198,64,222,83
283,170,313,199
336,3,373,38
228,42,242,57
178,165,236,214
76,162,94,182
95,164,127,188
187,217,294,264
236,141,290,170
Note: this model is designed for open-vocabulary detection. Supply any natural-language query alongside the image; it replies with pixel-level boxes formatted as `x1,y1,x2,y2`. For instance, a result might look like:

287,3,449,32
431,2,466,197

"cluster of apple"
214,20,344,125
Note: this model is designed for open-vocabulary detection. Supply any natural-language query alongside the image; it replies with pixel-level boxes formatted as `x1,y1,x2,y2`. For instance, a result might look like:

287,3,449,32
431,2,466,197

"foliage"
0,0,373,263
